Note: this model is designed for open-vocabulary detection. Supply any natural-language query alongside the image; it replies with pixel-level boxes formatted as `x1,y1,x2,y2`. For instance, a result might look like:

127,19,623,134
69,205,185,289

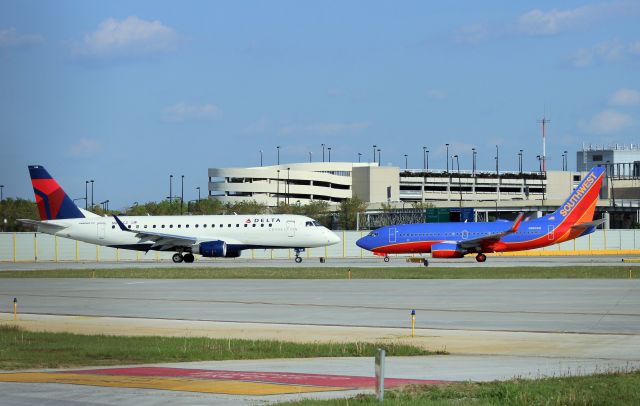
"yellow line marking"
0,373,346,395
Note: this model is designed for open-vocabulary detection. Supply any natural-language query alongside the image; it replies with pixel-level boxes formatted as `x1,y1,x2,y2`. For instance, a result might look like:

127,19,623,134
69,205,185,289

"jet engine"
431,242,467,258
194,240,227,257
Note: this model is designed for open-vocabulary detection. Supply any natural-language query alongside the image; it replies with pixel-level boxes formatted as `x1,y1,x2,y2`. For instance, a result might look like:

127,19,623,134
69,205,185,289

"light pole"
84,181,88,209
377,148,381,165
536,155,542,172
90,180,94,208
260,150,263,167
445,143,449,172
404,154,408,169
328,147,332,162
277,146,280,165
276,170,280,206
426,150,429,170
422,147,427,170
196,186,201,201
563,150,568,171
1,184,4,201
169,175,173,202
180,175,184,215
454,154,462,206
322,143,325,162
495,145,499,175
518,150,523,174
373,145,377,164
472,148,477,176
287,167,291,205
358,152,362,163
309,151,312,163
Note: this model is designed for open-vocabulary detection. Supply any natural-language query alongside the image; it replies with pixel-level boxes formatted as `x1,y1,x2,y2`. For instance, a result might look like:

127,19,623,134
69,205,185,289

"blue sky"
2,1,640,209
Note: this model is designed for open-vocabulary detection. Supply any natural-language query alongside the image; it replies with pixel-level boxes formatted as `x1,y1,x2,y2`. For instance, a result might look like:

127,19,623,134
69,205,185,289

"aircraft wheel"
295,256,302,263
383,256,390,263
172,253,184,263
423,258,429,267
475,253,487,263
183,253,195,263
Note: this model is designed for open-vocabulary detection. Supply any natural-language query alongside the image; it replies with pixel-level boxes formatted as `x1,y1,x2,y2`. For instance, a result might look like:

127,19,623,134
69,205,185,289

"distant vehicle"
21,165,341,263
356,166,606,266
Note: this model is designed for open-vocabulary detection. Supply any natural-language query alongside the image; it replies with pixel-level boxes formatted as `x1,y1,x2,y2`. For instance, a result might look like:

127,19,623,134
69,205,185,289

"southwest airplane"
21,165,341,263
356,166,606,266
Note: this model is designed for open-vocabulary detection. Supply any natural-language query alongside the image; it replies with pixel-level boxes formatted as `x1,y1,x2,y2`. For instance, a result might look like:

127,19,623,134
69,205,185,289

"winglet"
113,215,130,232
510,213,525,233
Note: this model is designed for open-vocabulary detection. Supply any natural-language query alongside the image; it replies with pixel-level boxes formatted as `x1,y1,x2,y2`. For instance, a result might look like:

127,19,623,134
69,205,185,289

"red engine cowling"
431,242,466,258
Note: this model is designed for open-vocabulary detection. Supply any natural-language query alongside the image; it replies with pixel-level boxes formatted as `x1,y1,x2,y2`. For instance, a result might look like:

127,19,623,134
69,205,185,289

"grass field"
0,266,637,279
283,371,640,405
0,326,442,370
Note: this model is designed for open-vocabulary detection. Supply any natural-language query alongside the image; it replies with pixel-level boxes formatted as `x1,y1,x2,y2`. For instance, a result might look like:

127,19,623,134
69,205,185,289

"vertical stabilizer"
550,166,605,226
28,165,85,220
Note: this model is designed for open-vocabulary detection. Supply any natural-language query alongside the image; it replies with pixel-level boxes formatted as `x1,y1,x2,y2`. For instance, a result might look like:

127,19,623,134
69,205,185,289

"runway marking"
0,367,448,396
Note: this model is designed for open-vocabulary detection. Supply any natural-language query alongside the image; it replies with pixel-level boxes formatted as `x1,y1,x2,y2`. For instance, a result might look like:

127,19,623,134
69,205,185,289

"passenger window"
144,225,147,229
195,224,198,228
178,224,181,228
244,224,248,227
212,224,215,228
135,225,139,229
228,224,231,227
128,225,131,229
112,225,115,229
253,224,256,227
203,224,207,228
269,224,272,227
186,224,189,228
153,225,156,228
169,225,173,228
236,224,240,227
261,224,264,227
161,225,165,228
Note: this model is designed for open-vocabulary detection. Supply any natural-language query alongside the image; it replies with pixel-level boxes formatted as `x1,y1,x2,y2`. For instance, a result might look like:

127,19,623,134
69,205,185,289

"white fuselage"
37,214,340,251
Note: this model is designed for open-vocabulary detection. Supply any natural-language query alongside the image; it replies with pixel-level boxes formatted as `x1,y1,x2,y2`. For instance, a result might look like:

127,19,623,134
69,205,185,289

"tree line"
0,196,371,232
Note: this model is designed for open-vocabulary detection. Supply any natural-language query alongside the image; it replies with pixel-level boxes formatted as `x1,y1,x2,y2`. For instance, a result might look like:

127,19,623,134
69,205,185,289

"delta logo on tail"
29,165,85,220
356,166,606,266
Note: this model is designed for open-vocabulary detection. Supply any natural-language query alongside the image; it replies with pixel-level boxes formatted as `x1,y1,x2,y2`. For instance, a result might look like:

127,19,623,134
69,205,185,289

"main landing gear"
383,255,390,262
294,248,304,263
172,253,195,263
475,253,487,263
423,258,429,267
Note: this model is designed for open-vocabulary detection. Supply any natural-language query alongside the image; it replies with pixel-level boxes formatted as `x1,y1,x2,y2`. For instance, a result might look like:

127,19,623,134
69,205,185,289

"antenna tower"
537,117,550,171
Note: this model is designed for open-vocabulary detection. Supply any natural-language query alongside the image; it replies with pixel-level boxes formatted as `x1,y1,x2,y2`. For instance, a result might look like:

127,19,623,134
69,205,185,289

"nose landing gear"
294,248,305,263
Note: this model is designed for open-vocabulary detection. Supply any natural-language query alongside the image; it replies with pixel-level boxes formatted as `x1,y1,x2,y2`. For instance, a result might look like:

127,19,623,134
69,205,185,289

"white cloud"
162,102,222,123
580,110,633,135
516,5,597,36
452,23,491,45
569,40,640,67
610,89,640,106
426,89,447,101
72,16,179,59
279,122,370,137
0,27,42,48
69,138,100,156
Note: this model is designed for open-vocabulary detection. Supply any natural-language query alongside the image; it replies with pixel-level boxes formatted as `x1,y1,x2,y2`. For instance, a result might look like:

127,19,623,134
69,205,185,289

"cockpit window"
313,221,321,226
367,232,378,237
305,221,313,227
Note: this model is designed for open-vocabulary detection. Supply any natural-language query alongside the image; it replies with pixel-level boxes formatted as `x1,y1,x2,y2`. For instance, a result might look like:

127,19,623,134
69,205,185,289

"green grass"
282,370,640,405
0,326,443,370
0,266,638,279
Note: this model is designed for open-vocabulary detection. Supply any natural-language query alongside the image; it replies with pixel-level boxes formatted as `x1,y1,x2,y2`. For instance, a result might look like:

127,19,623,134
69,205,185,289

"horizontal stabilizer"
17,219,69,232
571,218,606,230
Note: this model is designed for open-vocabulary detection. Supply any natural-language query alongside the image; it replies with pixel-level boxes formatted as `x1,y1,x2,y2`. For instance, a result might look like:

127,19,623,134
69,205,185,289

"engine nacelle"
431,242,466,259
194,240,227,257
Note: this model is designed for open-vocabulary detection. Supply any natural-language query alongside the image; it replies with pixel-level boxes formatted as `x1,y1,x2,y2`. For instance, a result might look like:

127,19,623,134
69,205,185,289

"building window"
592,154,603,161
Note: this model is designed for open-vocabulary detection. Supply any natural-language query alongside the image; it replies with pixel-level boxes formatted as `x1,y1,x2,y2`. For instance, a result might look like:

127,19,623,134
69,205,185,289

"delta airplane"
356,166,606,266
21,165,341,263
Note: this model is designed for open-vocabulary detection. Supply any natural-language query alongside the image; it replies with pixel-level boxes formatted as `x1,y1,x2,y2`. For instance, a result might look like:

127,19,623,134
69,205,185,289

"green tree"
337,196,368,230
0,198,39,232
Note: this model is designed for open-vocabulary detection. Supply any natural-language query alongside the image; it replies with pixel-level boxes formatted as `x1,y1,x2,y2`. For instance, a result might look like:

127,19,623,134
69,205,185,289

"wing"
458,213,524,251
113,215,242,252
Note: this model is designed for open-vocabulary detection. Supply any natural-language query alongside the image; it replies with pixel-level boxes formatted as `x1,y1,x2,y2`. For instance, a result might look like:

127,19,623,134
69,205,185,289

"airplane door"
389,227,397,243
547,225,555,241
97,222,105,240
286,220,295,237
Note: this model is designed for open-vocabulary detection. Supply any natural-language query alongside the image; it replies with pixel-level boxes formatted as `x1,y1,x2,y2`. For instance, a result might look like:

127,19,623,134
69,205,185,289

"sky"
1,0,640,209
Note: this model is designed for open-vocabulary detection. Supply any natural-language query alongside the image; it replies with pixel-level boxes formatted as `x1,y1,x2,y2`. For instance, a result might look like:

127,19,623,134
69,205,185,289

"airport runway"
1,254,639,271
1,277,639,404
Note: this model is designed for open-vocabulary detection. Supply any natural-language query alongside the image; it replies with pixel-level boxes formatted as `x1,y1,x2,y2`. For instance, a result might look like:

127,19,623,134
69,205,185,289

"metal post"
322,143,325,162
377,148,381,165
277,170,280,207
373,145,377,163
181,175,184,215
90,180,94,208
472,148,476,176
169,175,173,202
0,185,3,201
518,150,523,173
328,147,332,162
404,154,408,169
455,155,462,206
196,186,201,201
375,348,385,401
277,146,280,165
426,150,429,170
260,150,263,167
495,145,499,175
358,152,362,163
309,151,312,163
85,181,88,209
422,147,427,170
445,143,449,172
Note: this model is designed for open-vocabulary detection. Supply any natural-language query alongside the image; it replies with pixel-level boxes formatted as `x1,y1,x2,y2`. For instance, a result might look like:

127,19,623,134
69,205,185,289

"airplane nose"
356,237,367,249
328,231,341,245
